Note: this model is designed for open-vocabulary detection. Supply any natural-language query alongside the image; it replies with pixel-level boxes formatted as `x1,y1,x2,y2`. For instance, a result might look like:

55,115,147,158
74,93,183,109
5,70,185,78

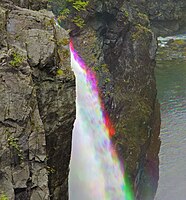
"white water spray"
68,43,127,200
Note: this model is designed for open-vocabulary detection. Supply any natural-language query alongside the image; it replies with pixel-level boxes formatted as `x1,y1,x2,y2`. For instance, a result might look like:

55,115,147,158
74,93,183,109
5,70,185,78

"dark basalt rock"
66,1,160,199
0,0,163,199
131,0,186,36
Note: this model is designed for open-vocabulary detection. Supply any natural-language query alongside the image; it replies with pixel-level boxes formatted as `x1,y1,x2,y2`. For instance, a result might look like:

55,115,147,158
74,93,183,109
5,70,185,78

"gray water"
155,36,186,200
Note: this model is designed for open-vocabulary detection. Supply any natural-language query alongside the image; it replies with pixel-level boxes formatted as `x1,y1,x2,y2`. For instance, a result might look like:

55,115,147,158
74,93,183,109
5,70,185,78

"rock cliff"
0,0,75,199
131,0,186,36
63,1,160,199
0,0,162,200
147,0,186,36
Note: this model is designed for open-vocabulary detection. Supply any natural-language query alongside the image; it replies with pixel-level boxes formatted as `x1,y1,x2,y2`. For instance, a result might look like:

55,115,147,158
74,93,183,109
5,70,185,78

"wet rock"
64,0,160,199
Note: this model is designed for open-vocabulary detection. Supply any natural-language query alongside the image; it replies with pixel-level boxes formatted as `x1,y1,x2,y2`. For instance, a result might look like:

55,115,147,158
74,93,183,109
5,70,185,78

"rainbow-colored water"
68,41,133,200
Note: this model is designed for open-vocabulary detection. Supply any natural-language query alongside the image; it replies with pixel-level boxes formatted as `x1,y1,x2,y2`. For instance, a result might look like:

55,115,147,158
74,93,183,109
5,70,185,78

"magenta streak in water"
68,40,129,200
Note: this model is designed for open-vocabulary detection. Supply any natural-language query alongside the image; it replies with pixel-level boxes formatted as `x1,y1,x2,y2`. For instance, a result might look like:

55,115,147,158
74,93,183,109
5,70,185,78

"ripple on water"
155,53,186,200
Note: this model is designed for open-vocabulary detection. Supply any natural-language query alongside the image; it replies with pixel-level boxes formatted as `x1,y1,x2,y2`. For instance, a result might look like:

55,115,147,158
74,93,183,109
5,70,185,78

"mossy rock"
131,24,151,42
9,51,25,67
157,39,186,61
169,39,186,47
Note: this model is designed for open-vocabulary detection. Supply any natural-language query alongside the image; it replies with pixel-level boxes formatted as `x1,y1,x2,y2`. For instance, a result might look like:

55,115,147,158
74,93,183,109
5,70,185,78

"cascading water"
68,41,133,200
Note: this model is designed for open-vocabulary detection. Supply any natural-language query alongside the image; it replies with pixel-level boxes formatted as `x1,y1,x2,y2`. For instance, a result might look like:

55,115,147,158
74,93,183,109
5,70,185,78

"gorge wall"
0,0,75,199
3,0,185,199
66,1,160,199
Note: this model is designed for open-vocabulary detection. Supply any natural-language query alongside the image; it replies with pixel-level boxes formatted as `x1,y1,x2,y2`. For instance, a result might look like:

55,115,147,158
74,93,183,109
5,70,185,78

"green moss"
104,77,111,83
46,166,56,174
121,5,129,18
62,49,70,59
59,8,70,20
51,0,89,28
0,194,8,200
123,10,129,17
56,69,64,76
131,24,151,41
44,18,55,27
7,136,23,161
92,66,99,72
170,39,186,46
72,0,89,11
57,37,70,46
101,64,109,72
9,52,24,67
92,64,109,73
72,16,85,28
138,12,149,22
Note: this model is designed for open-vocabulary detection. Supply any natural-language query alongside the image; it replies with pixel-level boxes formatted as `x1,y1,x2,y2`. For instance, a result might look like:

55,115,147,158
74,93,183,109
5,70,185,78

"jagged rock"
12,164,30,188
11,0,48,10
61,0,161,199
0,0,75,199
0,0,165,199
131,0,186,36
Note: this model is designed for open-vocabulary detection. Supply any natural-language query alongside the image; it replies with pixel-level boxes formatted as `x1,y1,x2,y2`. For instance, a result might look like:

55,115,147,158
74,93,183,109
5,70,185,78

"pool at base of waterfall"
155,35,186,200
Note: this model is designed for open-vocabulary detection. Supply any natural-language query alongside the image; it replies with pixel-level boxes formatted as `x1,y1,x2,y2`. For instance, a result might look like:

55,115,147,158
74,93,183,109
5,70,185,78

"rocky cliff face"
148,0,186,36
0,0,75,199
0,0,161,200
131,0,186,36
10,0,48,10
64,0,160,199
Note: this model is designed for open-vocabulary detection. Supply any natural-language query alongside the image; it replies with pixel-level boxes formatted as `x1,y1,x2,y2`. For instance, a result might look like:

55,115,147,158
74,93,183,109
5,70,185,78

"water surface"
155,53,186,199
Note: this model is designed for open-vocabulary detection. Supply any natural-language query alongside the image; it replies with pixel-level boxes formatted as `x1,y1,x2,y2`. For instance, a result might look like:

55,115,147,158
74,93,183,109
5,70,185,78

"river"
155,35,186,200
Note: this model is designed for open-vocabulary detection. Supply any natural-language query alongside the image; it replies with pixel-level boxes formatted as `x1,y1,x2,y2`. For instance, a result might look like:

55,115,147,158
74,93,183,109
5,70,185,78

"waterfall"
68,41,132,200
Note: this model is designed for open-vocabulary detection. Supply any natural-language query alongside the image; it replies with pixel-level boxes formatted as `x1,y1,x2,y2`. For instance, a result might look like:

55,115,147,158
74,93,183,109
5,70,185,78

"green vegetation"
0,193,9,200
57,37,69,46
121,5,129,18
49,0,89,28
72,0,89,11
46,166,56,174
59,8,70,20
72,16,85,28
131,24,151,41
9,52,24,67
170,39,186,46
56,69,64,76
92,64,109,73
104,77,111,83
101,64,109,73
62,49,70,59
7,136,23,161
138,12,149,22
92,66,99,72
157,39,186,62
